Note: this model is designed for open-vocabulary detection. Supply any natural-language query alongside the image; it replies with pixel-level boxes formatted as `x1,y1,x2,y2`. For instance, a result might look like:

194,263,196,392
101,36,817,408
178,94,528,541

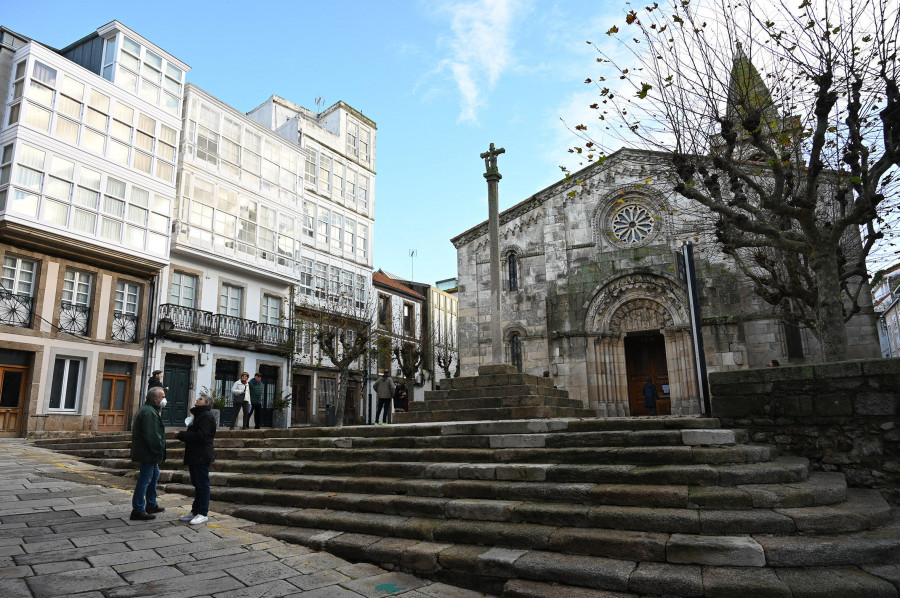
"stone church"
451,146,881,417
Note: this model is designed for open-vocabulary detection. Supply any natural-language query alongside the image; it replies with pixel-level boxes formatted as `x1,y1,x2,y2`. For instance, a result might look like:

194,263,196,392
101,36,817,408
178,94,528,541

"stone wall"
710,358,900,504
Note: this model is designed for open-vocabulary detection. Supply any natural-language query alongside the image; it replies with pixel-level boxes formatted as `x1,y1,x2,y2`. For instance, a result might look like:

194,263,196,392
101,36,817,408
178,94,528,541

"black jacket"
176,405,216,465
148,376,163,389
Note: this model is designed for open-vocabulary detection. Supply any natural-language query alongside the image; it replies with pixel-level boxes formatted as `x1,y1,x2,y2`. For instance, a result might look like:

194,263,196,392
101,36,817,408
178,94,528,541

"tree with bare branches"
292,295,375,426
571,0,899,361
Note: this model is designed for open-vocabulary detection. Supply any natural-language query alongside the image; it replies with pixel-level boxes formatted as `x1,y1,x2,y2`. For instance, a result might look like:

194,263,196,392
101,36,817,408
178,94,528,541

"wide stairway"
34,417,900,597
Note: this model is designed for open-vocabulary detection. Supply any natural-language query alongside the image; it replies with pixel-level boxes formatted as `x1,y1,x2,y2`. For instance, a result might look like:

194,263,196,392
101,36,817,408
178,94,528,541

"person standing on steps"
642,378,659,416
130,386,167,521
174,390,216,525
230,372,250,430
247,373,263,430
372,371,395,424
147,369,167,392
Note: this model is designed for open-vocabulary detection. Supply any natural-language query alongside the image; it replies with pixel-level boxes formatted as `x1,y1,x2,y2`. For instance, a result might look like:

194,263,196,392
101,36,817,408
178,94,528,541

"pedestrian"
130,386,167,521
769,359,781,367
230,372,250,430
372,371,394,424
393,381,409,413
642,378,659,416
247,373,263,430
147,369,167,391
174,391,216,525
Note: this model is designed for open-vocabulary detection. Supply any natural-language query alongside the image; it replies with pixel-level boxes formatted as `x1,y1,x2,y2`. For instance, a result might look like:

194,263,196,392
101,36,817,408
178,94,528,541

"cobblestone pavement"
0,439,494,598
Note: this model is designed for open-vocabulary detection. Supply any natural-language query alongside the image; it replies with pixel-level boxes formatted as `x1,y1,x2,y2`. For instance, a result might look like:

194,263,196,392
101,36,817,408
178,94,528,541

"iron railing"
157,304,293,348
111,311,138,342
0,289,34,328
59,302,90,336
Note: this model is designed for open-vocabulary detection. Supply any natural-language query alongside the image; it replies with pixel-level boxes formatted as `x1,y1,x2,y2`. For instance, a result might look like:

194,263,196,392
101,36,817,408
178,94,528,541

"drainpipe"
139,274,158,411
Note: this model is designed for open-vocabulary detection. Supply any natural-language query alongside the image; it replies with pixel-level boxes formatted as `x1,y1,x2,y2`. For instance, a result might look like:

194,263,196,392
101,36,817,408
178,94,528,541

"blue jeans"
132,462,160,514
188,463,211,516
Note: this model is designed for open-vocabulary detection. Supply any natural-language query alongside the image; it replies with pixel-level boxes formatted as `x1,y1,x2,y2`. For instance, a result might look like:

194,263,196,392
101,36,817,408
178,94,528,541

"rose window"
611,204,654,244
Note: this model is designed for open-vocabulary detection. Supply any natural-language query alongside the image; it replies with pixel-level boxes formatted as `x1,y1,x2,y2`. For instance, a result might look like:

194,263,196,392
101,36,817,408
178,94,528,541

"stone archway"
584,274,699,416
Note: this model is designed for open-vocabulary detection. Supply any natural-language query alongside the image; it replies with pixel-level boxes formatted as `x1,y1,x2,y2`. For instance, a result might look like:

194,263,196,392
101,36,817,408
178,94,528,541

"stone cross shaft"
481,143,505,365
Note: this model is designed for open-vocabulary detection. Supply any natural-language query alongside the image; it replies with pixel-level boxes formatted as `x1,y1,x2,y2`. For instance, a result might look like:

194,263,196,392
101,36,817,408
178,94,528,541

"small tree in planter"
271,392,292,428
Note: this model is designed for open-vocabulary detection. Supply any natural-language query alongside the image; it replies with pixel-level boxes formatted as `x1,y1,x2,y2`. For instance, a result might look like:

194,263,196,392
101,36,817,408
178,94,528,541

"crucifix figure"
480,143,505,365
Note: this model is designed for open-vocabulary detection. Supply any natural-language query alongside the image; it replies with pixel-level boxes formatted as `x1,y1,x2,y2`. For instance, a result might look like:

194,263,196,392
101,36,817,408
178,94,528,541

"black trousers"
375,398,391,423
229,400,249,429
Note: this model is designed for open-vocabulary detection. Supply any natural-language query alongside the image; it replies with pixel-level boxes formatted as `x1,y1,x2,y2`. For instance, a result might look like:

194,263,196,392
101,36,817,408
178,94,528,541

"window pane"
89,90,110,113
123,36,141,56
24,103,51,131
147,232,166,255
166,63,182,81
138,114,156,133
64,360,80,409
73,209,96,233
81,128,105,154
102,196,124,217
27,80,54,106
106,177,126,198
74,187,99,209
14,166,42,191
110,120,132,142
162,93,179,114
159,125,177,144
32,61,57,86
127,205,147,225
45,177,73,200
55,117,79,144
109,140,130,165
135,131,154,152
155,161,173,182
100,217,122,241
114,103,134,123
10,189,38,217
80,167,101,190
86,108,107,130
43,199,68,226
117,67,138,93
49,358,66,409
139,80,159,103
144,51,162,70
19,145,46,169
130,186,149,207
61,76,84,100
149,212,168,232
133,151,152,174
124,225,144,249
157,142,175,162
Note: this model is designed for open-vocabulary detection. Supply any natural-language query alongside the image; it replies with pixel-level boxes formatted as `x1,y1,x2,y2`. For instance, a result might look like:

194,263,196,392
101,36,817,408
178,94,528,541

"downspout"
139,274,158,412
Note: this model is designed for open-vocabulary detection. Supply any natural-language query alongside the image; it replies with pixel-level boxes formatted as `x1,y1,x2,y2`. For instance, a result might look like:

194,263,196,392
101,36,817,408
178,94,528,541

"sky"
2,0,620,284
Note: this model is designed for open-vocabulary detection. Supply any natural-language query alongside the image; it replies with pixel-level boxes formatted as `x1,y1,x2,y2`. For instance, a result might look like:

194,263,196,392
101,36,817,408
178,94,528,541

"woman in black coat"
174,392,216,525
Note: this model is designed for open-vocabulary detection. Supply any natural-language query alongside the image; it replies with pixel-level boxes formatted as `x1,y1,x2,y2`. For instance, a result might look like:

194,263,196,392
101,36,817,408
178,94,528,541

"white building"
152,90,377,427
0,22,188,436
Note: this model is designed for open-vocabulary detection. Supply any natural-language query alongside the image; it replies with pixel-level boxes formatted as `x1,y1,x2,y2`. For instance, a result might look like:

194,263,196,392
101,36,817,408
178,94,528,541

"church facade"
451,149,881,417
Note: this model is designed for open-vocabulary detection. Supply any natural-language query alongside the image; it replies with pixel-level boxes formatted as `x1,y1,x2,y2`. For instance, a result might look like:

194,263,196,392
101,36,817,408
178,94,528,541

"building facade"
452,149,881,417
0,22,187,437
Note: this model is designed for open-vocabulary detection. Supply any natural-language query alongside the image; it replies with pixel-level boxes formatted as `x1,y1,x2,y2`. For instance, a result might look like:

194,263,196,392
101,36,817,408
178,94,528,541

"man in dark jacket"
247,373,263,429
130,386,167,520
175,391,216,525
372,371,394,424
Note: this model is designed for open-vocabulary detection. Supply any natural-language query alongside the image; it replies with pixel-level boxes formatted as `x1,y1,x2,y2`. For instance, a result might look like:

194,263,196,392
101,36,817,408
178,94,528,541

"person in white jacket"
230,372,250,430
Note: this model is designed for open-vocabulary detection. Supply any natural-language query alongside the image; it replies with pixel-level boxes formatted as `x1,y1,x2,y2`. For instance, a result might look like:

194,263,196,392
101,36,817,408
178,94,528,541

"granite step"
397,407,627,423
409,395,588,412
162,481,886,535
158,468,847,509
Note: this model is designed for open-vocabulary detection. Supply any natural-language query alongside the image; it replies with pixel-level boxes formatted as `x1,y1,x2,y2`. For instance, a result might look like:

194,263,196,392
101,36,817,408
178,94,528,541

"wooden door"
98,374,129,430
162,362,191,426
0,366,27,436
625,333,671,416
291,374,309,425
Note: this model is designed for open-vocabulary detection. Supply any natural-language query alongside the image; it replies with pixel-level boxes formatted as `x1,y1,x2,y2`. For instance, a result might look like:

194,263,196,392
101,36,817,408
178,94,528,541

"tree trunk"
334,367,349,427
811,249,849,362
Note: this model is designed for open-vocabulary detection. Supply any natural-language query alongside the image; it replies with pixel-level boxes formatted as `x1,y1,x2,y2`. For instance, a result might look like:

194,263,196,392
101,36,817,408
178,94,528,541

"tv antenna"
410,250,417,281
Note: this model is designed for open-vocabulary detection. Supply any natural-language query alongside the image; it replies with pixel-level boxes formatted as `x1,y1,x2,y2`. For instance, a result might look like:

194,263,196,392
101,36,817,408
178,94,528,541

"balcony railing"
111,311,139,342
59,302,90,336
158,304,293,350
0,289,34,328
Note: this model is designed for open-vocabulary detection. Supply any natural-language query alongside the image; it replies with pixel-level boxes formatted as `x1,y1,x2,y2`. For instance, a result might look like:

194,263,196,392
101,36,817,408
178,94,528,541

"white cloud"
435,0,528,124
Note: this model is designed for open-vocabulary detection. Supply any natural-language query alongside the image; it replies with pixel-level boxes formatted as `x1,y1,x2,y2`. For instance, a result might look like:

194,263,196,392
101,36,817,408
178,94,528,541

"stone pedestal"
393,364,594,423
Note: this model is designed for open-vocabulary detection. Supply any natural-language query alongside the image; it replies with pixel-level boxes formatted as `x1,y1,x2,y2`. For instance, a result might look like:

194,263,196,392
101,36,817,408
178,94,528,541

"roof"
373,271,425,301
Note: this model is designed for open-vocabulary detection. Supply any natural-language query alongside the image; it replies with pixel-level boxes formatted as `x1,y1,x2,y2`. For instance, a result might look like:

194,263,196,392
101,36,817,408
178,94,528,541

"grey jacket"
373,376,395,399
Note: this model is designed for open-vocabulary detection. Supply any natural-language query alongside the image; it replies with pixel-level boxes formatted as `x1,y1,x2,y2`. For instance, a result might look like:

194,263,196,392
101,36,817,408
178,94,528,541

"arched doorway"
584,274,698,416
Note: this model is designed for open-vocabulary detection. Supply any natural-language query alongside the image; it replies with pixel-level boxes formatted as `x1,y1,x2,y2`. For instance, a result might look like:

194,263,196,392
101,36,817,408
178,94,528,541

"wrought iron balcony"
111,311,139,343
157,304,293,353
59,302,90,336
0,289,34,328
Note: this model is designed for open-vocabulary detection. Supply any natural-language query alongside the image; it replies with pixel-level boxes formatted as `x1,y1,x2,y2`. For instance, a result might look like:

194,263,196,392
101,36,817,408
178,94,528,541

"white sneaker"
179,513,195,522
189,514,208,525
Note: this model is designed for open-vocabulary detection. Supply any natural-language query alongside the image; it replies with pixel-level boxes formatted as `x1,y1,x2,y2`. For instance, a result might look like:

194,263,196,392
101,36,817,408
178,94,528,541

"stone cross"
481,143,505,365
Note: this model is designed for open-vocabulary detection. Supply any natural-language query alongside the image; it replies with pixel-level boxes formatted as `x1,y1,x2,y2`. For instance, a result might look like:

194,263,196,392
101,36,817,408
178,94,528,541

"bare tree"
392,311,423,407
570,0,899,362
292,294,375,427
432,324,459,381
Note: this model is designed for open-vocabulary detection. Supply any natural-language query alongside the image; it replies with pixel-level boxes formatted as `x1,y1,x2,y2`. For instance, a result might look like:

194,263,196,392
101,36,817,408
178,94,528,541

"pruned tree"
432,324,459,381
570,0,899,362
293,293,375,427
392,311,424,407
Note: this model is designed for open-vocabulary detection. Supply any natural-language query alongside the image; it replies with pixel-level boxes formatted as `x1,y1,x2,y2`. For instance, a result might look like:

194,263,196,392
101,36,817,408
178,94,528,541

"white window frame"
2,256,37,296
62,270,93,307
219,283,242,317
170,272,197,308
115,281,139,315
48,356,85,411
261,294,281,325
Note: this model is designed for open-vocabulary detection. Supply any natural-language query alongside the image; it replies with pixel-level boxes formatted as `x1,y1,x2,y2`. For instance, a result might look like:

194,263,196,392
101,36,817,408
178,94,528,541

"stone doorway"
624,332,670,415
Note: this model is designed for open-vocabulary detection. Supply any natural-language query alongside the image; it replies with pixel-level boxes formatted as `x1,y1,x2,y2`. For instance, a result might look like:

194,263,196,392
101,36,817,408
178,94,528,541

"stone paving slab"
0,439,495,597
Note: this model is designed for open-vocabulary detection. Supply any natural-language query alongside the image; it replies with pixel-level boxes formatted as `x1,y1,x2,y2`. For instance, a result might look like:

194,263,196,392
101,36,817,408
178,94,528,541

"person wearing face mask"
174,391,216,525
129,386,168,521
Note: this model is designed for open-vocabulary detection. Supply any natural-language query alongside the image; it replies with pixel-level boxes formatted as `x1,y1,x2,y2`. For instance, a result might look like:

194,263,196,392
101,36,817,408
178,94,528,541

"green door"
162,362,191,426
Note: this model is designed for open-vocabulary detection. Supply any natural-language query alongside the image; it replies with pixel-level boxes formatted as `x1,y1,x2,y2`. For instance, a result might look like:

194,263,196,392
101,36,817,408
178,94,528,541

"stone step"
159,469,847,509
409,395,586,412
396,407,623,423
422,385,572,401
436,372,555,391
67,442,778,467
162,480,887,536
